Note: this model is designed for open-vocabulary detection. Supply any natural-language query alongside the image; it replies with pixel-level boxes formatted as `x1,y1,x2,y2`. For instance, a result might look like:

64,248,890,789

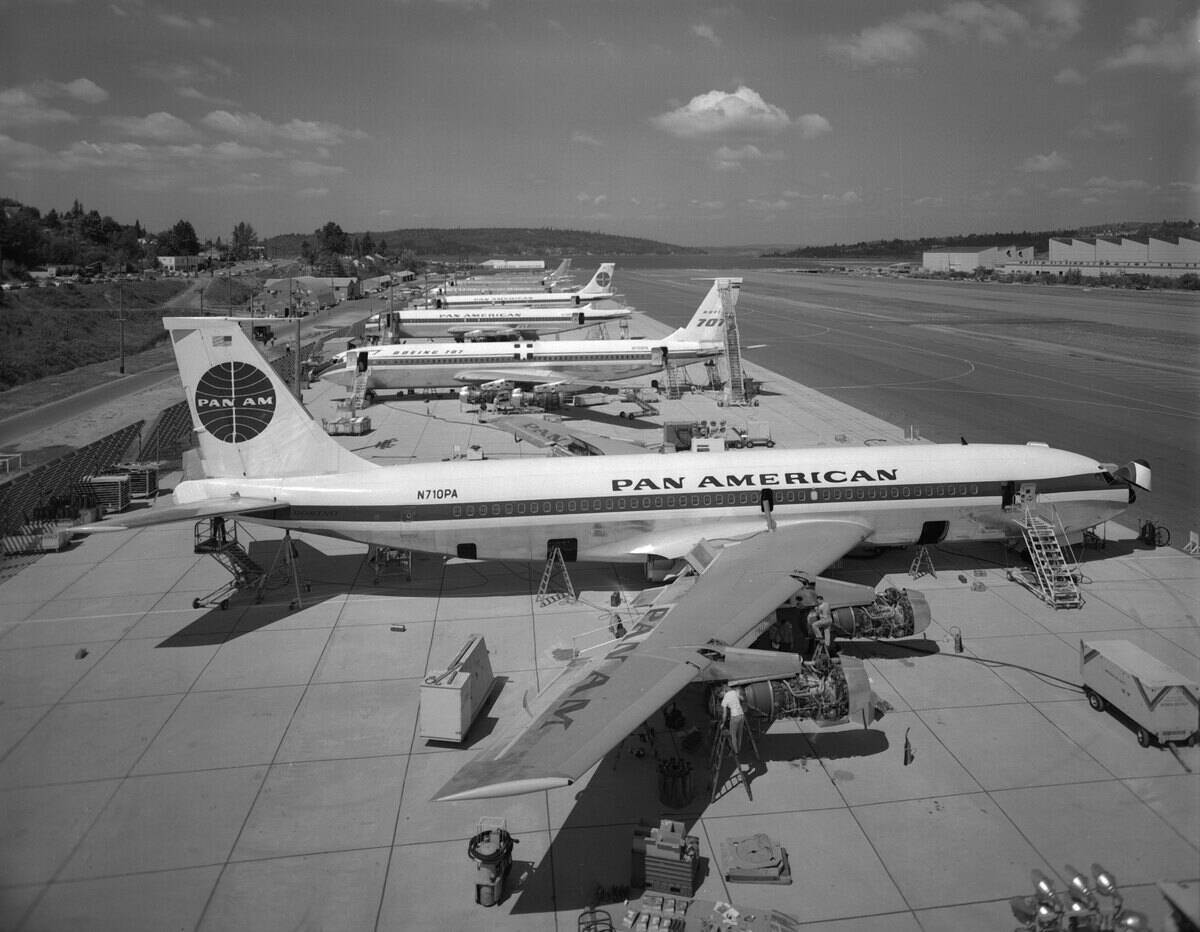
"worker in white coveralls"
810,595,833,649
720,685,746,755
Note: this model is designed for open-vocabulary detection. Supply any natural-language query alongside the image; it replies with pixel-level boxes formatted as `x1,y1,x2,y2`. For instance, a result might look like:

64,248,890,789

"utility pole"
118,281,126,375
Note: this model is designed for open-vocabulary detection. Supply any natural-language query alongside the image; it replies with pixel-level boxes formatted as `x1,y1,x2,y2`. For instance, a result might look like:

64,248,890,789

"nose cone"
321,364,355,388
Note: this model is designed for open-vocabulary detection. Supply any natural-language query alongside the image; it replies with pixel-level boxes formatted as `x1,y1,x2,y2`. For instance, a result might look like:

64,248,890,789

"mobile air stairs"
348,368,370,411
1010,506,1084,609
192,518,310,611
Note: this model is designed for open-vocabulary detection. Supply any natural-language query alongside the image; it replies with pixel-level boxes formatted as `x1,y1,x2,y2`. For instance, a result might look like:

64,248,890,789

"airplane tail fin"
546,259,571,284
164,317,376,479
665,277,741,344
576,262,615,297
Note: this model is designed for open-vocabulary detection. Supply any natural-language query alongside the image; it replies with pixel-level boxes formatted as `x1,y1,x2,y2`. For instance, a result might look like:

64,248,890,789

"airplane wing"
433,518,871,801
75,496,282,533
452,368,605,393
486,415,649,455
444,325,522,341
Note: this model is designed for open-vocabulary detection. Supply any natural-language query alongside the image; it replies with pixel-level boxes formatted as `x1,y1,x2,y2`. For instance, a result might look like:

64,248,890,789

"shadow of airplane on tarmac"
505,677,889,917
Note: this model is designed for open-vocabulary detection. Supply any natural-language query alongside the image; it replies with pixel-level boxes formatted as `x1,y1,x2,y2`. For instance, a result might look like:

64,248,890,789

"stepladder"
710,712,760,802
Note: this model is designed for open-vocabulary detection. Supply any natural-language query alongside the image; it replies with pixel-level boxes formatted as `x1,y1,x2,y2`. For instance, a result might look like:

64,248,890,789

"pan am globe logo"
595,271,611,289
194,363,276,443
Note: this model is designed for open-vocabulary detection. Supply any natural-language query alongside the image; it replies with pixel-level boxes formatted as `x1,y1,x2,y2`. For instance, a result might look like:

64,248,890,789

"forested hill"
766,220,1198,261
263,227,706,259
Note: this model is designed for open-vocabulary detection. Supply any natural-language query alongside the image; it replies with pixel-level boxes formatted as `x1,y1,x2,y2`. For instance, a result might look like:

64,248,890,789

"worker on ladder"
720,685,747,758
809,595,834,654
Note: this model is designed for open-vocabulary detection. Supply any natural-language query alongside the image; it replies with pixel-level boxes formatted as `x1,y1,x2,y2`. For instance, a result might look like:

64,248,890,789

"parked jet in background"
78,305,1149,805
440,259,573,292
429,262,616,307
369,299,632,342
324,278,737,393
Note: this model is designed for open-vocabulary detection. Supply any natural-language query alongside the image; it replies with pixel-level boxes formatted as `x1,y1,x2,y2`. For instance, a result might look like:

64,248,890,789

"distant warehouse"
924,237,1200,278
923,245,1033,273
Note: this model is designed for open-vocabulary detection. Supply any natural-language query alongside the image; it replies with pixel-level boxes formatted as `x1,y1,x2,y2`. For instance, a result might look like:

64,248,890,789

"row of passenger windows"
529,353,649,362
373,355,513,366
447,483,982,518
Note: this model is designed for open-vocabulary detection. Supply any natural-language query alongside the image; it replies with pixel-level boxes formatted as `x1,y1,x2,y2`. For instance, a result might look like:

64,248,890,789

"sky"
1,0,1197,247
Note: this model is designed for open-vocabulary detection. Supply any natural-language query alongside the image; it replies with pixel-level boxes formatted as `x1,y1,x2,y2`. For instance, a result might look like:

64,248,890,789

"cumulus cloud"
158,11,214,29
201,110,367,146
1102,12,1200,71
709,144,786,172
1071,118,1130,140
795,113,832,139
296,187,330,199
652,86,791,138
290,159,346,177
570,130,603,147
0,87,75,127
1018,150,1070,172
61,78,109,104
829,0,1083,66
692,24,721,48
0,78,109,127
104,111,197,141
829,22,925,66
1054,67,1085,85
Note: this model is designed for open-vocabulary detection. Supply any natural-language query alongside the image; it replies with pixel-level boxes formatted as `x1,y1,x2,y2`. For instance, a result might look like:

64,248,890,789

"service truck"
1080,639,1200,747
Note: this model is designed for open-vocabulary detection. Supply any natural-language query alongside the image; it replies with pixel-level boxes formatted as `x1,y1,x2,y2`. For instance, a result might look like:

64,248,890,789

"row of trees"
0,198,262,276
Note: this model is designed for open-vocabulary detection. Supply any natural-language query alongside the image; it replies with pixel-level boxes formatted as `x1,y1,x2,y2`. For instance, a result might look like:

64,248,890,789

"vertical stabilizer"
665,278,741,344
576,263,615,297
164,317,377,478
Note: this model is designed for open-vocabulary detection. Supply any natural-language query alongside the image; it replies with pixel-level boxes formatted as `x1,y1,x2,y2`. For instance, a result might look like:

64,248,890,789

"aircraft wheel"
1136,726,1151,748
219,599,230,611
192,598,202,610
1085,688,1104,712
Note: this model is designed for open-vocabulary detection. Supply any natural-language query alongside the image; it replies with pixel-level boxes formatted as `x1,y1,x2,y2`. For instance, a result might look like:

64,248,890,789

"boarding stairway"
720,281,748,405
663,364,684,400
1013,507,1083,608
349,369,370,410
192,518,266,609
192,519,310,610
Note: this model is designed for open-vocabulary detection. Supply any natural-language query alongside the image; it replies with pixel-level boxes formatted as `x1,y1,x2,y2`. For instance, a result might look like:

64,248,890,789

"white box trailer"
1080,639,1200,747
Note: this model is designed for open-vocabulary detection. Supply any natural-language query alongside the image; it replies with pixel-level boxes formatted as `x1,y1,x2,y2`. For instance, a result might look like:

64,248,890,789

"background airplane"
428,262,616,307
368,299,633,342
323,278,738,394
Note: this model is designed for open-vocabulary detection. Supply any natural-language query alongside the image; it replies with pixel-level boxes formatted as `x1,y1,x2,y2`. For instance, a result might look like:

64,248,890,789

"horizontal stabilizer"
75,496,279,533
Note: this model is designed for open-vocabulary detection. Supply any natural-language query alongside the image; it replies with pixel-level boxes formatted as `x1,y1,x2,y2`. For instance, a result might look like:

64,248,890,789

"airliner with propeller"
77,292,1150,803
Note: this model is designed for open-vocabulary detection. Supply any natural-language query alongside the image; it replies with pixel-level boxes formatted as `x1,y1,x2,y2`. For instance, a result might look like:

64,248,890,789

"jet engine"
828,587,930,640
703,651,877,729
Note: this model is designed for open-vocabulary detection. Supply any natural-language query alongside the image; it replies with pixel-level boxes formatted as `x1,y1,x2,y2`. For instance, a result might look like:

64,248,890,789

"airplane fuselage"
173,443,1132,563
386,304,631,340
432,290,615,307
325,338,721,390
